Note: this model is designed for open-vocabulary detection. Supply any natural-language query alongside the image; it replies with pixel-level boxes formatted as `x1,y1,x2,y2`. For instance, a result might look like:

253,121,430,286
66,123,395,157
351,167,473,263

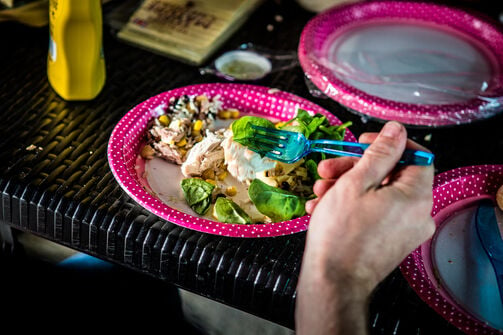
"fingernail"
381,121,402,138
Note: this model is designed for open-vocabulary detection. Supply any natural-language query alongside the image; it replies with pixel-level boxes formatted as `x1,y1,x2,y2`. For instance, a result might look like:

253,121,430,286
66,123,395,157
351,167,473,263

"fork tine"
251,127,284,140
247,124,300,163
267,150,284,157
248,138,284,153
253,133,286,147
250,125,289,141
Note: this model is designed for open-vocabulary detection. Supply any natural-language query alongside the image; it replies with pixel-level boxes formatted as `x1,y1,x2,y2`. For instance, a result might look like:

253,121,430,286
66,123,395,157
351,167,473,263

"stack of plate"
298,1,503,127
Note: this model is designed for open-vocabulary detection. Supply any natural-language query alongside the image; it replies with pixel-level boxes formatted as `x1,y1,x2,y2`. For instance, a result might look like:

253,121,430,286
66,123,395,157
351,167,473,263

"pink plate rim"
298,1,503,127
399,164,503,334
107,83,356,238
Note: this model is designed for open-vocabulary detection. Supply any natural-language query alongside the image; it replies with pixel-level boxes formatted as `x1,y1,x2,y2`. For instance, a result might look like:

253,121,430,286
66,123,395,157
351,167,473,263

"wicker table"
1,1,502,333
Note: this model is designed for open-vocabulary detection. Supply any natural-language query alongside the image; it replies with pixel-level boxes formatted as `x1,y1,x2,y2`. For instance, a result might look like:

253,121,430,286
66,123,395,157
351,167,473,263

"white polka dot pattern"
298,1,503,127
107,83,357,238
400,165,503,334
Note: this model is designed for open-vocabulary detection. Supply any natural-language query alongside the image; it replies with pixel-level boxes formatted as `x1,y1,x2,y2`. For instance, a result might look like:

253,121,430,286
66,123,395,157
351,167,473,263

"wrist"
296,266,370,335
306,263,372,304
303,242,377,299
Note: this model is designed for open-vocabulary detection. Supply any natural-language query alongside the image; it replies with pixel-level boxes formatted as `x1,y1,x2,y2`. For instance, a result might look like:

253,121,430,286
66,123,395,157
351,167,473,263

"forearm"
295,265,370,335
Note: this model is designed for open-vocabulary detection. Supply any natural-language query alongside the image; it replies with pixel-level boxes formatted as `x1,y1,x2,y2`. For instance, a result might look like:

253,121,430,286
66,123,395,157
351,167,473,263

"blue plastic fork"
474,199,503,307
247,124,435,165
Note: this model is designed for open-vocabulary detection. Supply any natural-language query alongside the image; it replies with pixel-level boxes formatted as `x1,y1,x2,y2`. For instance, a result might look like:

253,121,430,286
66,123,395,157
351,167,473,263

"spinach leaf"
308,120,352,162
305,159,321,180
306,114,327,137
181,178,215,215
318,121,352,141
282,123,309,137
248,179,306,221
231,116,275,147
295,109,328,137
279,108,328,139
294,108,312,124
214,197,252,224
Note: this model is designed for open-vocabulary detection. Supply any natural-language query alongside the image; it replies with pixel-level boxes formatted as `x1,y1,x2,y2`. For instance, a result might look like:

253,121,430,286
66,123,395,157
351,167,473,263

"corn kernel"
218,109,231,119
225,186,237,197
229,109,240,119
179,148,187,157
275,122,285,129
205,179,216,186
176,137,187,147
195,135,203,142
193,120,203,132
217,171,228,181
140,145,155,159
158,115,170,126
202,169,215,180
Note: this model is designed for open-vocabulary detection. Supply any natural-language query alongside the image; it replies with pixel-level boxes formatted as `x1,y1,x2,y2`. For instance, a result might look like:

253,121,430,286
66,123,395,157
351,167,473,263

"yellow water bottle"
47,0,106,101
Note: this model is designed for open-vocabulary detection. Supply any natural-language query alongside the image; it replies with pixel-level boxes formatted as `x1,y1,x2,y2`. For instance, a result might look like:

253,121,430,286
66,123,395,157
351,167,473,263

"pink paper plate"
400,165,503,334
107,83,356,238
299,1,503,127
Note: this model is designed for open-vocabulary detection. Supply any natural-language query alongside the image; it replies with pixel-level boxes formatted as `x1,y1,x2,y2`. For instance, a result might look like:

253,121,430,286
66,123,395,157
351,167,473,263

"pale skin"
295,121,436,335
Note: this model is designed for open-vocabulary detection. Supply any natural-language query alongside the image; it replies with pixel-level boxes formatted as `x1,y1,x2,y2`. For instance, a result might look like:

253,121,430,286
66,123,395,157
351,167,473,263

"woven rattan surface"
1,0,502,332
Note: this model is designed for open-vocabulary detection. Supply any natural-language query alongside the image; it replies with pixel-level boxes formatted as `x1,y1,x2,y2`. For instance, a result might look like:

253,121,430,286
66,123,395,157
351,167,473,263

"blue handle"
475,199,503,306
310,140,434,166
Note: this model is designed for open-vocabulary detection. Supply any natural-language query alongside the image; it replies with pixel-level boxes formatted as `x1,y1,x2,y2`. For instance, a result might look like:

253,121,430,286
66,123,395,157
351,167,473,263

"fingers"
359,130,434,193
309,157,355,212
307,179,336,214
393,161,435,197
313,179,336,197
349,121,407,190
305,198,319,214
318,156,357,179
359,133,431,152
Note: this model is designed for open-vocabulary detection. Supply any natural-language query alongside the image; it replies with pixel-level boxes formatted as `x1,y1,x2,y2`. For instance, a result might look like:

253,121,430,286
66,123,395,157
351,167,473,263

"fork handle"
309,140,434,166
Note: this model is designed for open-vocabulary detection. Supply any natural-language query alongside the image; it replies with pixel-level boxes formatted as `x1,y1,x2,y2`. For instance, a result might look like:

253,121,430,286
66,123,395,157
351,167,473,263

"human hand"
296,121,435,334
305,120,434,290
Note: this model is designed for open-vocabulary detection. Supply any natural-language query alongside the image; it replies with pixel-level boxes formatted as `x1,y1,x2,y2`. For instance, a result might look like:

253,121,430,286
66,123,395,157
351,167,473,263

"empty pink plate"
299,1,503,127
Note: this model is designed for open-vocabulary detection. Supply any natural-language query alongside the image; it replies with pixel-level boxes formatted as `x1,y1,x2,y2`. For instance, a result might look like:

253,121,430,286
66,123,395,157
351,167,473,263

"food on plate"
213,197,253,224
141,93,351,224
248,179,306,222
181,130,226,178
180,178,215,215
221,127,277,183
142,94,239,164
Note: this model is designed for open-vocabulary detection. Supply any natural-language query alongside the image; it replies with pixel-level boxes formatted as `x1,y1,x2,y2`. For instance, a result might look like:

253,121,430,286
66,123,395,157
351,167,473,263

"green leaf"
181,178,215,215
306,115,326,138
318,120,352,141
294,108,312,123
282,124,309,137
231,116,275,147
305,159,321,180
214,197,252,224
279,109,329,139
248,179,306,221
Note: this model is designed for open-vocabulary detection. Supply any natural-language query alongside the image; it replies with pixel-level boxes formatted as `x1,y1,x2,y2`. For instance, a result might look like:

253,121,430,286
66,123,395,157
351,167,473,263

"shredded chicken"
153,142,185,165
181,131,225,177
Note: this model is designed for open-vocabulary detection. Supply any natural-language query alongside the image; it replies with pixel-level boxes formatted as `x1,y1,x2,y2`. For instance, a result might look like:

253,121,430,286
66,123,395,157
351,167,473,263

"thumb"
350,121,407,190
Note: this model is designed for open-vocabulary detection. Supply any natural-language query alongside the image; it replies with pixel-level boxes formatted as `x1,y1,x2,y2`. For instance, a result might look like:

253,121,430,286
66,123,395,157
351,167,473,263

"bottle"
47,0,106,101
